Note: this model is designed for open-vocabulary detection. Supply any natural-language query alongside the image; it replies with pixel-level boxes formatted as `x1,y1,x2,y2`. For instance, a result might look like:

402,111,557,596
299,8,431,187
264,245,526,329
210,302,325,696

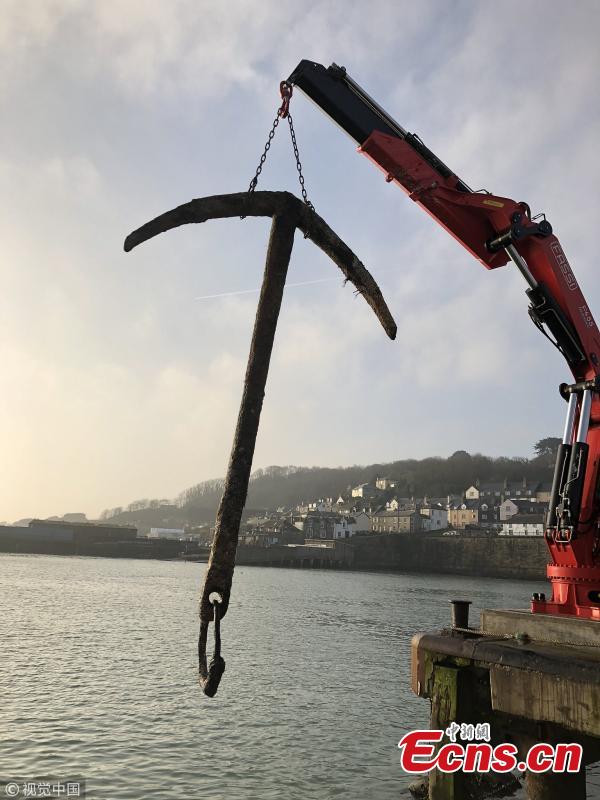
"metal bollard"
449,599,472,629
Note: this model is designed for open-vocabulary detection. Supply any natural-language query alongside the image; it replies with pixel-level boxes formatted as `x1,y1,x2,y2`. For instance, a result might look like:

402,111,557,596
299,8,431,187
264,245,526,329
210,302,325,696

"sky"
1,0,599,522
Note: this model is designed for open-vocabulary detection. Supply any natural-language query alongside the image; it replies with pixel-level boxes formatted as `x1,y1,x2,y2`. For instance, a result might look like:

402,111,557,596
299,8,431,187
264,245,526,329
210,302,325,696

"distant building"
242,530,279,547
447,500,479,529
386,497,416,512
508,481,539,498
370,510,422,534
296,512,334,538
307,498,335,512
420,505,448,530
500,514,544,537
332,517,356,540
477,501,500,528
375,477,397,491
298,512,363,540
351,483,379,499
468,480,543,504
278,522,304,545
0,523,72,543
535,482,553,503
482,483,508,499
351,511,371,533
242,517,303,547
245,514,270,527
499,498,547,522
28,519,137,542
419,514,429,532
421,495,457,509
148,527,186,540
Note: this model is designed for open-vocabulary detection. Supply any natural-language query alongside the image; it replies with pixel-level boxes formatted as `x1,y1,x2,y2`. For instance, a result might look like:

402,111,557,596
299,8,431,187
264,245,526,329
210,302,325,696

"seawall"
0,531,549,581
351,534,548,580
235,534,549,581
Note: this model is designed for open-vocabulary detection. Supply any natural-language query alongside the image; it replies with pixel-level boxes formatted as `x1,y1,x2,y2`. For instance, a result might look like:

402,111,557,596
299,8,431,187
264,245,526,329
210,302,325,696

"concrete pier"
411,609,600,799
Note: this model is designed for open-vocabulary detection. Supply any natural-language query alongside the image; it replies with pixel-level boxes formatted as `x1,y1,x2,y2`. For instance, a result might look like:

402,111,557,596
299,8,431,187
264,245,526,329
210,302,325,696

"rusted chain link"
198,596,225,697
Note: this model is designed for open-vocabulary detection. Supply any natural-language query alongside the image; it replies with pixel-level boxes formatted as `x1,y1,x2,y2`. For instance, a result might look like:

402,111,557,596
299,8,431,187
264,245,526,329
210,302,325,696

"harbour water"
1,554,597,798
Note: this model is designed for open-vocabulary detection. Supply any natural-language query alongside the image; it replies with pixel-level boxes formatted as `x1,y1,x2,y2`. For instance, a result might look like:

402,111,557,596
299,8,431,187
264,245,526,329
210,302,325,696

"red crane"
288,60,600,619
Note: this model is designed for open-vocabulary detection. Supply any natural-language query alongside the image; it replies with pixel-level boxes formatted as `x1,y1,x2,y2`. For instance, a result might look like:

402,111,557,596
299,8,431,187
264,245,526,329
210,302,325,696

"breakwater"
0,531,193,560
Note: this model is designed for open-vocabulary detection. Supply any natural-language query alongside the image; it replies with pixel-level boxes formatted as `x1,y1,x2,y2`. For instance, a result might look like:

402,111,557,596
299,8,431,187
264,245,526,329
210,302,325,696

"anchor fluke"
124,191,396,340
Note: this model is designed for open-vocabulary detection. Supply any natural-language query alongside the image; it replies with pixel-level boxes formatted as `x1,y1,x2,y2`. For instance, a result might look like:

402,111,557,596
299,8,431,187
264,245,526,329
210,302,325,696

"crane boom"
288,59,600,619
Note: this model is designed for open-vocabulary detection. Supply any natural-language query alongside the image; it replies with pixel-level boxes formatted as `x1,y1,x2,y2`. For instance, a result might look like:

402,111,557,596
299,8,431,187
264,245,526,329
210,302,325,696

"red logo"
398,729,582,774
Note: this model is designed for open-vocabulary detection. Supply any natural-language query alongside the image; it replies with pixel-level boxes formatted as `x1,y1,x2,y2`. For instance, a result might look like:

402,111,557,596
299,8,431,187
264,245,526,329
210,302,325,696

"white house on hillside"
332,517,357,539
500,514,544,536
375,477,397,490
351,483,379,499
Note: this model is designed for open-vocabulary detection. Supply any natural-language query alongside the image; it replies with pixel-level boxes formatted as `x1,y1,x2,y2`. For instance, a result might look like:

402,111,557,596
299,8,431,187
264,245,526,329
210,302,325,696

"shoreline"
0,533,549,582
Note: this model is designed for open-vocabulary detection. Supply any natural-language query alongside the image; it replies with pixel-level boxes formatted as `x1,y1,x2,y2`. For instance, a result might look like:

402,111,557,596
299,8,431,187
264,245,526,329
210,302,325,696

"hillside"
100,445,557,527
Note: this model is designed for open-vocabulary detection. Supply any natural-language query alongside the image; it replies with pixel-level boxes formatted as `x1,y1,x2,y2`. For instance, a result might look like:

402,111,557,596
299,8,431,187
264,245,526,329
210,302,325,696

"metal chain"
245,82,315,214
247,113,281,194
286,113,315,211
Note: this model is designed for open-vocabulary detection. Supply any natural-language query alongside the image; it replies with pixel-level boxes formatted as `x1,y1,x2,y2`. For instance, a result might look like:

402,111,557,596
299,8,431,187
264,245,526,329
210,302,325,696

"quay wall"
351,534,548,580
236,535,548,580
0,526,549,581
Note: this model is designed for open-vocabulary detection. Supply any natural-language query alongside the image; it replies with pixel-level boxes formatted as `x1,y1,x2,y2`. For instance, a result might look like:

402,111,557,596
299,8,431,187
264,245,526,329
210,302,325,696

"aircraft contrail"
195,276,340,301
194,263,460,301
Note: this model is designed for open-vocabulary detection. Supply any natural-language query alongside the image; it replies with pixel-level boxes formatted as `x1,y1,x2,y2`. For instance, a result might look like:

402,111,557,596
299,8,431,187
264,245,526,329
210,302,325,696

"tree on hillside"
105,445,558,519
100,506,123,520
533,437,561,465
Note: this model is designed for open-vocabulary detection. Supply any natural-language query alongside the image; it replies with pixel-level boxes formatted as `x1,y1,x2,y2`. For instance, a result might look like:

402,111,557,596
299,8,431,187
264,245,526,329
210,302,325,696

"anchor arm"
295,203,396,340
124,191,396,340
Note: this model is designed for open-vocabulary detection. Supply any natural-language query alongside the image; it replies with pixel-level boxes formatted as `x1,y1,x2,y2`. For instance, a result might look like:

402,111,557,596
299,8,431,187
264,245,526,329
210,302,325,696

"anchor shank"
199,212,297,622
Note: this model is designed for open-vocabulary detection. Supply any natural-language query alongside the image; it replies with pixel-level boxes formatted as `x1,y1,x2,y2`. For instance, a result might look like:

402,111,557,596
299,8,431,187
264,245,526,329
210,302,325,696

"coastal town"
0,474,552,558
230,474,552,547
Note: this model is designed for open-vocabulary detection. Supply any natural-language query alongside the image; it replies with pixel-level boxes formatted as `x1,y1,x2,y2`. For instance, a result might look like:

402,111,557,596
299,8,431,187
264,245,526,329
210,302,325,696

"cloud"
0,340,250,520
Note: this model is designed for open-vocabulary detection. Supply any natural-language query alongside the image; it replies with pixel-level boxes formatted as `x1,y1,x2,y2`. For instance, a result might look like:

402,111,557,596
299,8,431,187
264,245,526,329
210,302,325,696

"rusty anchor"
124,190,396,696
